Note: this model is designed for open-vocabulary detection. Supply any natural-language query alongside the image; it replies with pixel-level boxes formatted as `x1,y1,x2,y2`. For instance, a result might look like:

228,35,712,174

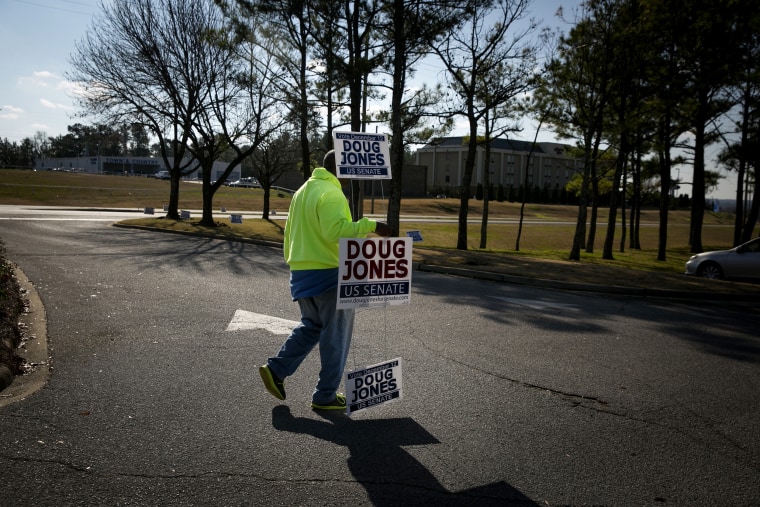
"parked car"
228,177,259,188
684,237,760,281
153,171,170,180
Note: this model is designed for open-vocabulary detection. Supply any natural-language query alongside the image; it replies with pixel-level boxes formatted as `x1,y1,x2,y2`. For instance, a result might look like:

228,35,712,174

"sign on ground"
345,358,402,416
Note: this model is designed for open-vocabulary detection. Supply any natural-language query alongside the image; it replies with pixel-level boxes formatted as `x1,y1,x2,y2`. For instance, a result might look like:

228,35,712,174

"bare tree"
185,24,289,226
716,0,760,246
68,0,220,219
431,0,538,250
222,0,320,181
251,132,300,219
340,0,385,219
375,0,465,236
310,0,351,154
532,2,614,261
475,50,539,249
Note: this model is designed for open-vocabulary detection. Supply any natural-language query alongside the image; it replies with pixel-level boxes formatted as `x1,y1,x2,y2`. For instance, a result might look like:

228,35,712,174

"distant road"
0,204,605,225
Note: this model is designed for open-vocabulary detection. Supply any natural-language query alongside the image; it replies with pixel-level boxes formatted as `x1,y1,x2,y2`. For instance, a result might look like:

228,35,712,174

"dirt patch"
0,243,25,391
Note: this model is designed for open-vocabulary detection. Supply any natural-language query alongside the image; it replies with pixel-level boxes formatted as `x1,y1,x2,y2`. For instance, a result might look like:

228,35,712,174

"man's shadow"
272,406,536,506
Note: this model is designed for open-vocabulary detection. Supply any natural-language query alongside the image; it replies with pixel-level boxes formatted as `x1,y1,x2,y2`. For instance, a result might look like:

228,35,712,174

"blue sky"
0,0,736,198
0,0,576,145
0,0,100,143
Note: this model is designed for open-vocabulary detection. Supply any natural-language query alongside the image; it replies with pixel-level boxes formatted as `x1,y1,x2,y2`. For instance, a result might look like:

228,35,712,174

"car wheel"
697,262,723,279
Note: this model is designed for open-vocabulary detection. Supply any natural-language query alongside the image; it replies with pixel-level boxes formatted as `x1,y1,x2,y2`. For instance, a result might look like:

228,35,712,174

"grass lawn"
4,167,758,292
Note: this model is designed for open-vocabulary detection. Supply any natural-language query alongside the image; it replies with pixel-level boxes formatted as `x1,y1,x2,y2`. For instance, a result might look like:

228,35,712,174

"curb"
0,266,50,408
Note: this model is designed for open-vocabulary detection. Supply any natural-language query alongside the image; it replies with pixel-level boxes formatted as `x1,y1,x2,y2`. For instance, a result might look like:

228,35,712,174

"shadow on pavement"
271,405,537,506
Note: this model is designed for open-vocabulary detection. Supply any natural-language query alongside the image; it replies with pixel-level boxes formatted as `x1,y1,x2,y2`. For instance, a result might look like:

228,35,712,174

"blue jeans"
267,287,354,404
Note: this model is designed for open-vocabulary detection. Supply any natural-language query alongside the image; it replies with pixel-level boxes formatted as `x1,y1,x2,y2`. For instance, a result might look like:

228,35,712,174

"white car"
229,177,259,188
153,171,170,180
684,237,760,281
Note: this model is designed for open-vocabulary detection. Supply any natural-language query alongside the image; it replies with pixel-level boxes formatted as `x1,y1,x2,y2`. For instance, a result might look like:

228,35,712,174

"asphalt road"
0,208,759,506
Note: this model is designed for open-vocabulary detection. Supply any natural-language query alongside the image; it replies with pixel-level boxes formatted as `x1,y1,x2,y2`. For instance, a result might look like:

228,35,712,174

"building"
33,156,240,182
415,137,582,195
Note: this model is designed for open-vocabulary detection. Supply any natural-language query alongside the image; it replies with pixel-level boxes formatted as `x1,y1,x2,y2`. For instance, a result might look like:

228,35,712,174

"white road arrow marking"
226,309,298,334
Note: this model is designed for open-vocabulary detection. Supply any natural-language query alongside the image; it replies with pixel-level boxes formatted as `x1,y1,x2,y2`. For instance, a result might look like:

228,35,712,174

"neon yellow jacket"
284,167,377,271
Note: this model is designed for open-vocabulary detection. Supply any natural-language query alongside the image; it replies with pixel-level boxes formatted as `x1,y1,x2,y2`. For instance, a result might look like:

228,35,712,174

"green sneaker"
259,364,286,400
311,393,346,411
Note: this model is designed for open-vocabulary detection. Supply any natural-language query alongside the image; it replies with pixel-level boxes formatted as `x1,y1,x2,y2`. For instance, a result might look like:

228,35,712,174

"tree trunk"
618,156,627,254
743,175,760,243
602,166,621,260
734,84,751,245
515,125,542,252
570,193,588,261
657,140,671,262
346,1,365,221
457,123,478,250
479,139,491,249
387,0,406,237
630,148,642,250
570,143,593,261
586,199,598,253
298,21,311,183
262,186,271,219
167,175,180,220
604,135,628,259
688,96,708,253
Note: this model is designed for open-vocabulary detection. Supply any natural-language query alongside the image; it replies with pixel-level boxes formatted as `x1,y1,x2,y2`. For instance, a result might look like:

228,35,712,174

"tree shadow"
271,406,537,506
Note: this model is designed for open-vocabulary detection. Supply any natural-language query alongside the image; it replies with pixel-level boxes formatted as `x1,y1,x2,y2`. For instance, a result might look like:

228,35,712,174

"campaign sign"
144,207,154,215
337,237,413,309
333,131,392,179
406,230,423,242
230,214,243,224
345,358,402,416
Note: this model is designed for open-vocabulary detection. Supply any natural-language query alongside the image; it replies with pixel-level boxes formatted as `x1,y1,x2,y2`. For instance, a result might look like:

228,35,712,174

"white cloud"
16,71,62,89
57,80,88,98
39,98,73,111
0,105,23,120
18,76,45,87
31,123,50,131
1,105,24,114
34,71,58,80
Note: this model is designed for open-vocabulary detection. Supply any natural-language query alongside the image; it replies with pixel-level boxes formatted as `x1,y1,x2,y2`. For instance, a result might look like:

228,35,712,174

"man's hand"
374,222,392,237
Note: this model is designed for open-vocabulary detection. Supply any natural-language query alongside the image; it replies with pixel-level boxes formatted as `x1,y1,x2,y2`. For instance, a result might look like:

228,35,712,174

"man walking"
259,150,392,410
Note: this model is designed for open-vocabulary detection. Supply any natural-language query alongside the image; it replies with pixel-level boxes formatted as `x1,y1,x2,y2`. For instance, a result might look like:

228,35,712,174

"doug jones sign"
337,237,413,309
333,131,392,179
